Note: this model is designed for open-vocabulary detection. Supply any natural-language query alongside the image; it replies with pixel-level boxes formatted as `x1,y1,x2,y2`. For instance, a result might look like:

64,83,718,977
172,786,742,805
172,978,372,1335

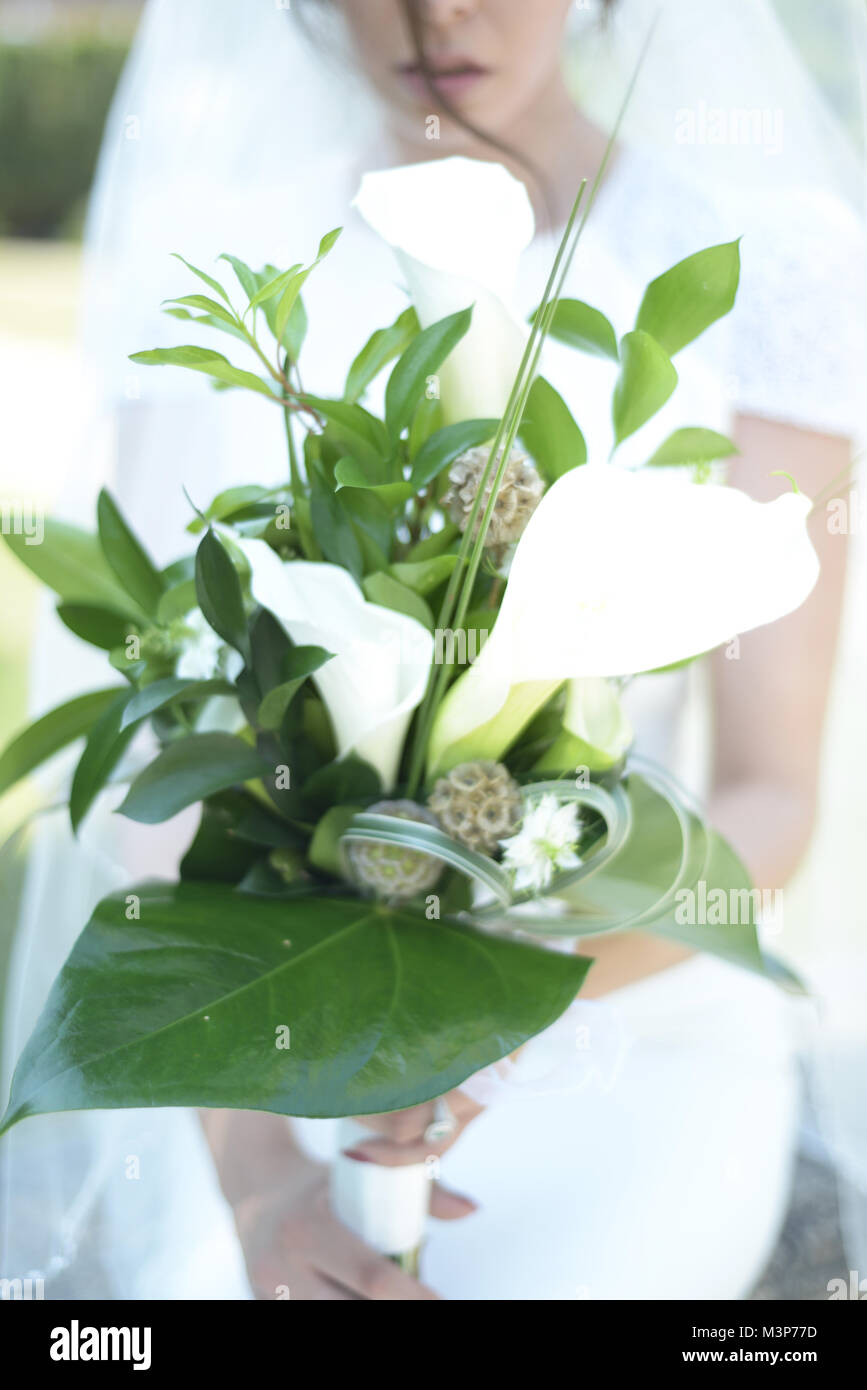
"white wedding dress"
2,0,865,1301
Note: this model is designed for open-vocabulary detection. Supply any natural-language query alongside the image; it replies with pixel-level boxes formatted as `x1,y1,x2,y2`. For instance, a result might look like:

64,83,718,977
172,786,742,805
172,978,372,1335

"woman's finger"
314,1205,440,1301
429,1182,479,1221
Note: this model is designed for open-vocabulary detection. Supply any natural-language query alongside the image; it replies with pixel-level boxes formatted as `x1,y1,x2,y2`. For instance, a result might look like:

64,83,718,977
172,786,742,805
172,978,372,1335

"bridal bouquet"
0,158,817,1267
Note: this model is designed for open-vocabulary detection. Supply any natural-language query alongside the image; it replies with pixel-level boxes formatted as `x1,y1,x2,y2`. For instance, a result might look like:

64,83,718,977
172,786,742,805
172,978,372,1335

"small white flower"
176,609,243,681
500,794,582,895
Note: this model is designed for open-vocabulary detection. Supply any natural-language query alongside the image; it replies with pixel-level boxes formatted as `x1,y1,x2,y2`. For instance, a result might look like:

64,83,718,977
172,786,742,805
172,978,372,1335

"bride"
2,0,865,1300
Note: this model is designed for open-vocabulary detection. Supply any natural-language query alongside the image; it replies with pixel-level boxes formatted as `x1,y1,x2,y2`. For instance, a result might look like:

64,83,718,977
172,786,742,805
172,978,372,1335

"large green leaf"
3,521,137,614
635,241,741,357
344,306,419,403
612,331,678,445
542,299,619,361
120,677,237,731
56,604,133,651
118,733,267,824
0,881,590,1130
385,307,473,442
362,572,433,630
408,417,499,492
97,489,165,618
0,688,125,798
520,375,587,482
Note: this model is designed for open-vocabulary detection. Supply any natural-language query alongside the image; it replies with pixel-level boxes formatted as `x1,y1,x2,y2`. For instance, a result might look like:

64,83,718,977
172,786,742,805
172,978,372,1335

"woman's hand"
233,1147,475,1300
346,1089,485,1165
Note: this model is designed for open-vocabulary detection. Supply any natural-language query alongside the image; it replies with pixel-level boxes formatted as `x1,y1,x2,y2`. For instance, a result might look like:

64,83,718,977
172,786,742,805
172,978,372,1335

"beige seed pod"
345,799,443,902
428,761,522,856
443,446,544,555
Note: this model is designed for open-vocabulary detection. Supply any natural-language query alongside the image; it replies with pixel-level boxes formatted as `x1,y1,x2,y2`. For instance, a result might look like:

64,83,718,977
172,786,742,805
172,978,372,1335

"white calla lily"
428,466,819,774
235,538,433,791
354,157,534,423
537,677,635,774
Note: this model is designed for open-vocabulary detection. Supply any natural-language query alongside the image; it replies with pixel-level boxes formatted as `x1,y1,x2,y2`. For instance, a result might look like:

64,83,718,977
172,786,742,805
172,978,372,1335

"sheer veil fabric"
1,0,865,1297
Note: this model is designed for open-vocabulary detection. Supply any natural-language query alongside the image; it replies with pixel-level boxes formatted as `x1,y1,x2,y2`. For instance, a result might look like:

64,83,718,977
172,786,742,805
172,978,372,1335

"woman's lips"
396,61,491,102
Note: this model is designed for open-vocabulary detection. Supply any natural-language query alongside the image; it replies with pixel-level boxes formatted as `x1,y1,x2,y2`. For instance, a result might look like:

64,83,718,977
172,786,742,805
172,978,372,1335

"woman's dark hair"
298,0,617,227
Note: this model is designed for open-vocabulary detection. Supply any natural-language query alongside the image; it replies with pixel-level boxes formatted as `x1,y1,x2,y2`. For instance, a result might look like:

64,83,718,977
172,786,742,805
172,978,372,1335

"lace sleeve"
729,187,866,440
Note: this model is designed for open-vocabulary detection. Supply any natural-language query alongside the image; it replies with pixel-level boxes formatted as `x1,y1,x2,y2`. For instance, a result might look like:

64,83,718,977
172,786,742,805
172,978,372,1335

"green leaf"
56,604,133,651
635,241,741,356
118,734,267,825
257,647,333,732
129,346,277,400
274,229,341,346
3,520,137,614
612,331,679,446
0,882,590,1130
97,489,165,618
408,417,499,491
301,756,381,818
301,397,391,471
309,488,364,582
307,804,359,878
120,677,237,732
0,688,125,798
157,580,198,625
362,572,434,630
246,262,303,313
645,428,738,468
170,254,232,305
406,524,459,563
520,376,587,482
388,553,459,596
162,306,249,345
543,299,619,361
217,253,259,301
282,293,308,365
163,294,239,331
69,692,139,833
195,530,250,662
333,457,412,510
344,307,420,403
385,307,473,442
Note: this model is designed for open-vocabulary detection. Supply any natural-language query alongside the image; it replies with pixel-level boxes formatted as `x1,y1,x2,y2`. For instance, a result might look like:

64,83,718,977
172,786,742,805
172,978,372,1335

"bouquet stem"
330,1119,431,1271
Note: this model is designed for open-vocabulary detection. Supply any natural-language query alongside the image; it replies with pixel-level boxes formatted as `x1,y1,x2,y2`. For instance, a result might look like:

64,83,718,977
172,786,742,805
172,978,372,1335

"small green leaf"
362,572,434,630
344,307,420,403
408,418,499,491
385,307,473,442
543,299,619,361
388,553,459,596
157,580,198,625
118,734,267,824
612,331,679,446
0,688,125,798
97,489,165,618
301,397,391,471
646,428,739,468
636,241,741,356
520,376,587,482
309,488,364,582
308,805,359,878
70,692,139,832
120,677,237,731
257,646,333,732
217,253,259,300
195,530,250,662
163,294,239,330
333,457,412,509
129,346,277,400
170,254,232,305
273,229,341,345
56,604,133,651
301,756,381,817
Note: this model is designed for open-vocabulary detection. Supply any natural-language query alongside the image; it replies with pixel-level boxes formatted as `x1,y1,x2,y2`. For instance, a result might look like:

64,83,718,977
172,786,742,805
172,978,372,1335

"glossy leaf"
344,307,419,403
69,692,139,832
97,489,165,618
0,688,125,798
170,254,231,305
118,733,268,825
120,677,237,731
645,428,738,468
257,646,333,732
333,457,412,509
543,299,619,361
0,881,590,1130
385,307,473,442
301,397,390,471
612,331,678,445
635,241,741,357
195,530,250,662
408,417,499,492
520,375,587,482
